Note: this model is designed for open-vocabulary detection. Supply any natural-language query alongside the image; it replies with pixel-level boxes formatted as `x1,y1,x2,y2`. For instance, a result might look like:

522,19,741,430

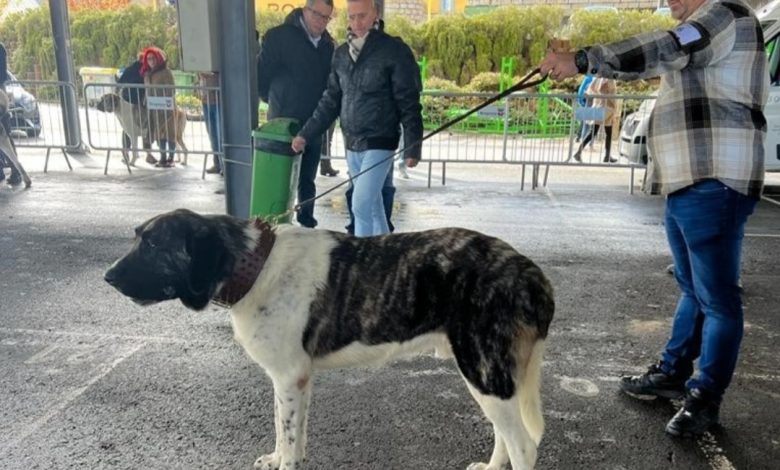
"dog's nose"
104,268,118,286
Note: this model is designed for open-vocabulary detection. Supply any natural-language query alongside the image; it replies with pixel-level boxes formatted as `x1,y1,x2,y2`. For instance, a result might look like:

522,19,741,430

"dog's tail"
518,339,545,446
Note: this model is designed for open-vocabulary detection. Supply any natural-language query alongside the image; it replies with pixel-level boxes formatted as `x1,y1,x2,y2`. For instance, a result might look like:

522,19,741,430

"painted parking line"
1,341,145,454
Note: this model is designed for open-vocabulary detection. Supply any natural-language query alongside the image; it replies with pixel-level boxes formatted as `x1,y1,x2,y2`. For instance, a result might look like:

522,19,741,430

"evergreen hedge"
0,5,675,92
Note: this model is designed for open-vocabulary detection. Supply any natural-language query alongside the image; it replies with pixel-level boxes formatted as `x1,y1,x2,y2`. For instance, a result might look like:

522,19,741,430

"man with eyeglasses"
292,0,423,237
257,0,336,229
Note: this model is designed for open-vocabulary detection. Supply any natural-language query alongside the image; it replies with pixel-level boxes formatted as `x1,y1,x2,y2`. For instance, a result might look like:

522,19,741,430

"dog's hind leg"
463,383,537,470
176,137,188,165
254,367,313,470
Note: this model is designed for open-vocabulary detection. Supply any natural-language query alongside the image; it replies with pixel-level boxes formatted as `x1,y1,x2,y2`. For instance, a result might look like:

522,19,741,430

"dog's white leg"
466,423,508,470
254,396,284,470
463,383,536,470
254,369,312,470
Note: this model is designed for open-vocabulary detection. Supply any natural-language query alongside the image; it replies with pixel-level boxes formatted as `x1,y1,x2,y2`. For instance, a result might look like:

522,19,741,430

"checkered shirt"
586,0,768,197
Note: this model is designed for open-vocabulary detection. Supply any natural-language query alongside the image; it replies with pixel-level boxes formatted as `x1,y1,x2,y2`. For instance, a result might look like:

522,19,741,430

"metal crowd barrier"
6,80,81,172
323,91,656,189
83,82,223,177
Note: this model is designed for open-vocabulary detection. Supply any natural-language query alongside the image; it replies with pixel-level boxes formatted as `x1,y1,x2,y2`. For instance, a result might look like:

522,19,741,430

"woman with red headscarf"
140,47,177,168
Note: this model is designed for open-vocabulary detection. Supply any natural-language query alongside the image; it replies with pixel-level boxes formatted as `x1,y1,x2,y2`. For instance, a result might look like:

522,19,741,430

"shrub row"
0,5,674,95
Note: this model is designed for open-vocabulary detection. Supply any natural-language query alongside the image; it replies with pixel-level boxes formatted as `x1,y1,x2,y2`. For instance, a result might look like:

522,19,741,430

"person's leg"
0,152,7,181
603,126,616,162
345,185,355,235
663,180,756,435
319,126,338,176
213,104,223,170
157,139,175,166
296,135,321,228
382,166,395,233
203,104,221,170
659,200,704,381
573,124,600,161
347,149,393,237
671,182,756,399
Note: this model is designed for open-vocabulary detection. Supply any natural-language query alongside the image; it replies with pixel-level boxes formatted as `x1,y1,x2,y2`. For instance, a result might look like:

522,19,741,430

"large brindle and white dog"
104,209,555,470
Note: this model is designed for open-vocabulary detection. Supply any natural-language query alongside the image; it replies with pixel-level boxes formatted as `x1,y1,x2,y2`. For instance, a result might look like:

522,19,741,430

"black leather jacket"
299,25,423,161
257,9,335,124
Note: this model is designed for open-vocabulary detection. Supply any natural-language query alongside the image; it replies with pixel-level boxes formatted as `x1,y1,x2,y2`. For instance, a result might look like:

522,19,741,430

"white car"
618,98,655,165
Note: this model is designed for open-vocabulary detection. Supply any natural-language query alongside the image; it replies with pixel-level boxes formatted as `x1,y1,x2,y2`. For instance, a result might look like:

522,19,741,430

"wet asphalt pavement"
1,151,779,470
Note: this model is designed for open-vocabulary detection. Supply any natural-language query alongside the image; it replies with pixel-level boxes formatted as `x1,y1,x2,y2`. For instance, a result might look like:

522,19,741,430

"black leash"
289,68,548,216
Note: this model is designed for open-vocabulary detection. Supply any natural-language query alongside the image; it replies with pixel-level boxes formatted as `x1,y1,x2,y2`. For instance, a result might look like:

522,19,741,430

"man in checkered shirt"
542,0,768,437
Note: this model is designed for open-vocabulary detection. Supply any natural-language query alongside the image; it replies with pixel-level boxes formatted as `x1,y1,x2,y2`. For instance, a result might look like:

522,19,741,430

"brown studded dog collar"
211,218,276,308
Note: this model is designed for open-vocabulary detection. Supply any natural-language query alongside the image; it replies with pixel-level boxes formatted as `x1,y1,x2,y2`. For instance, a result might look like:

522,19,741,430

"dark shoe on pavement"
603,155,618,163
666,389,720,437
319,159,339,177
620,363,686,400
206,165,222,174
146,154,158,165
572,151,582,163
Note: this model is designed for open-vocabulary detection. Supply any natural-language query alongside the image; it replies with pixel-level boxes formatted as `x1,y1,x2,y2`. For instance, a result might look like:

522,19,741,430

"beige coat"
587,78,622,128
144,67,177,141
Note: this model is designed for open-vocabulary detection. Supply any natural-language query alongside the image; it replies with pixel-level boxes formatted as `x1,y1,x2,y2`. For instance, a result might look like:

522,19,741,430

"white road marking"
558,376,600,397
0,326,196,344
0,342,145,453
699,433,737,470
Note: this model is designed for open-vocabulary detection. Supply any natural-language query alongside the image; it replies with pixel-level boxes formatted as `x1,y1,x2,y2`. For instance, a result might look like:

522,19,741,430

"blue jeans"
346,149,394,237
660,179,758,400
202,103,222,169
159,139,175,163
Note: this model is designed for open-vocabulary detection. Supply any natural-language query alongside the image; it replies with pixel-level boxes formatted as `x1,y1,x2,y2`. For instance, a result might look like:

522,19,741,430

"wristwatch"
574,49,590,74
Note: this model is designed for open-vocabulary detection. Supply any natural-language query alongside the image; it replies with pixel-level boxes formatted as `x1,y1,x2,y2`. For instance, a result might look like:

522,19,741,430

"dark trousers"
577,124,613,157
296,134,322,228
202,103,222,169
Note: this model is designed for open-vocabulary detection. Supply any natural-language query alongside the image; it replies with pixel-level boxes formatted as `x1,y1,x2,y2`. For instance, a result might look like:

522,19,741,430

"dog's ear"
181,223,229,310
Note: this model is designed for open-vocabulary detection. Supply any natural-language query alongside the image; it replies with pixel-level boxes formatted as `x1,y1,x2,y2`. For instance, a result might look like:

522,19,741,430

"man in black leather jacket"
292,0,423,237
258,0,335,228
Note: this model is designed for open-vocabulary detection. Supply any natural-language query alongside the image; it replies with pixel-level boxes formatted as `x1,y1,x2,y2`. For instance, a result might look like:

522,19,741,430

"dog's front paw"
466,463,504,470
254,453,281,470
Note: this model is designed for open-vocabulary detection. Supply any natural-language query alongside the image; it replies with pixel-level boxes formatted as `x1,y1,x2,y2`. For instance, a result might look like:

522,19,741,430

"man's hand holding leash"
540,52,578,81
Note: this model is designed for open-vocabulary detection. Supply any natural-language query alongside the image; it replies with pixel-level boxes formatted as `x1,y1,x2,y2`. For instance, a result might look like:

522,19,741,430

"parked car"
618,97,655,165
3,72,42,138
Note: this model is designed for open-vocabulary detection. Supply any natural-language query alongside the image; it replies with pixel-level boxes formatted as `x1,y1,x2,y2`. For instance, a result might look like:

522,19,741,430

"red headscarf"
139,47,167,76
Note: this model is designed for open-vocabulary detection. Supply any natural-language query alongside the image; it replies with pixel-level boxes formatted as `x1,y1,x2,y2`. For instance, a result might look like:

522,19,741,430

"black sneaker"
666,389,720,437
620,363,686,400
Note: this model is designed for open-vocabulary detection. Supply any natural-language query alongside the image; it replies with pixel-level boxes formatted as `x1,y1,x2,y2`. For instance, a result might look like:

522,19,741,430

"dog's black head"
104,209,237,310
95,93,120,113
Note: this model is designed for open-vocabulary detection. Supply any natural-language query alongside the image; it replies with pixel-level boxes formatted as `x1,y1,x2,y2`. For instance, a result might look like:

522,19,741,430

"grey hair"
346,0,380,10
306,0,335,8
